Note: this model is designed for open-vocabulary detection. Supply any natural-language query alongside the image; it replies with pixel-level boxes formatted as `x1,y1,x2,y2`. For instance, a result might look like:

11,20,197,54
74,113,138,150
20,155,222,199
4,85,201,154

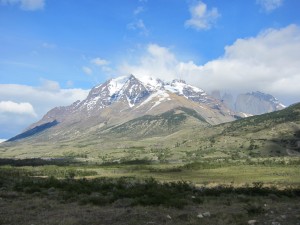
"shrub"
245,202,265,215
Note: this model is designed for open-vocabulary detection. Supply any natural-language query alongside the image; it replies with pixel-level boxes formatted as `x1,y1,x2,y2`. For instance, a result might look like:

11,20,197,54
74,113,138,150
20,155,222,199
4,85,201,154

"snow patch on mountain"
149,91,171,111
126,95,134,108
137,90,171,110
86,96,101,111
108,75,131,96
137,75,164,91
164,80,206,98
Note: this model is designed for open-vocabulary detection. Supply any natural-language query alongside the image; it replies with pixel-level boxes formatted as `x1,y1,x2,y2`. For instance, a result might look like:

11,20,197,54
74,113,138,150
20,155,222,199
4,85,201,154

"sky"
0,0,300,139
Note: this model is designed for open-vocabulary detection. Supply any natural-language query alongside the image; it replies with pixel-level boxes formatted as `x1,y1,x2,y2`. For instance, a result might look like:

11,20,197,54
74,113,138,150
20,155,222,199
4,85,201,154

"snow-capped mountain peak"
24,74,252,132
137,75,164,91
164,79,205,96
108,75,132,97
79,74,221,113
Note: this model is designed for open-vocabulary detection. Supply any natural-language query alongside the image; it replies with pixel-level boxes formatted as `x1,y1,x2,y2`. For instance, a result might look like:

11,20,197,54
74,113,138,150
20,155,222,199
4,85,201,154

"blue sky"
0,0,300,139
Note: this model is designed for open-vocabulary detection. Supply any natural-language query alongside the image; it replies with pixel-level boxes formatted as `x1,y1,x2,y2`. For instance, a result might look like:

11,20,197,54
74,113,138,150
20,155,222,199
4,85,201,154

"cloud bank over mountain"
120,25,300,105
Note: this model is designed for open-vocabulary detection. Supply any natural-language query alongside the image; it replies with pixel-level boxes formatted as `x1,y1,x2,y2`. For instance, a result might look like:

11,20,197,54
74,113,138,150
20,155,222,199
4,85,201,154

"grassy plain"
0,158,300,225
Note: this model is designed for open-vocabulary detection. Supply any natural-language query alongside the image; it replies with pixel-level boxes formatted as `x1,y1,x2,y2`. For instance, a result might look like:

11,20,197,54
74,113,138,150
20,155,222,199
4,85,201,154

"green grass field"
1,157,299,187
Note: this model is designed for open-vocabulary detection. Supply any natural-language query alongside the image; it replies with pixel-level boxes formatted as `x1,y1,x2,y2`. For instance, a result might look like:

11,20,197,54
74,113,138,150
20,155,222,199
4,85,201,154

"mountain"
235,91,286,115
1,100,298,161
221,93,235,111
2,74,296,161
7,75,237,144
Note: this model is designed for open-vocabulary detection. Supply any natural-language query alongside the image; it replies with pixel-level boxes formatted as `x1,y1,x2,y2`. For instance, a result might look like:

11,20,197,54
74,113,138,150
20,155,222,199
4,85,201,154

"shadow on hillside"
262,129,300,156
0,157,79,167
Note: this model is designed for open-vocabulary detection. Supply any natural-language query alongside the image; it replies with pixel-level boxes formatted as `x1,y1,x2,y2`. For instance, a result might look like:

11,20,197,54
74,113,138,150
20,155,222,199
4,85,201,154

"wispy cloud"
42,42,56,49
185,0,220,31
256,0,283,12
91,57,110,66
90,57,113,74
66,80,74,88
134,6,144,15
127,19,149,36
39,79,60,92
0,60,39,69
81,57,113,82
82,66,93,75
0,0,45,11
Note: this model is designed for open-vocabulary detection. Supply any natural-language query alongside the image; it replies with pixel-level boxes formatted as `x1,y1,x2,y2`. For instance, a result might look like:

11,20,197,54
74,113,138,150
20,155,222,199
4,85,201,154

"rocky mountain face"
222,93,235,111
235,91,286,115
14,75,237,143
212,91,285,116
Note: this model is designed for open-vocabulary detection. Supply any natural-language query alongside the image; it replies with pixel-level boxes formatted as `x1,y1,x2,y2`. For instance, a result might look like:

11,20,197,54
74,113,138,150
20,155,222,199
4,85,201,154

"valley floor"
0,158,300,225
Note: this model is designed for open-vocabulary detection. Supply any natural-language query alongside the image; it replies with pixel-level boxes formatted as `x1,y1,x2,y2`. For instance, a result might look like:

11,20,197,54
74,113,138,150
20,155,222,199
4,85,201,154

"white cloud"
197,25,300,97
0,83,88,116
0,100,37,138
82,66,93,75
256,0,283,12
127,19,149,36
120,25,300,105
91,57,110,66
0,139,6,143
185,1,220,30
1,0,45,11
120,44,177,81
0,82,89,138
0,101,37,117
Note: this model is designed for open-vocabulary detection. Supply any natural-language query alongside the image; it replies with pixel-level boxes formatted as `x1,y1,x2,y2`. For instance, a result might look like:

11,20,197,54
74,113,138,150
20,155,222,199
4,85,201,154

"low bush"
245,202,266,215
1,167,299,209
